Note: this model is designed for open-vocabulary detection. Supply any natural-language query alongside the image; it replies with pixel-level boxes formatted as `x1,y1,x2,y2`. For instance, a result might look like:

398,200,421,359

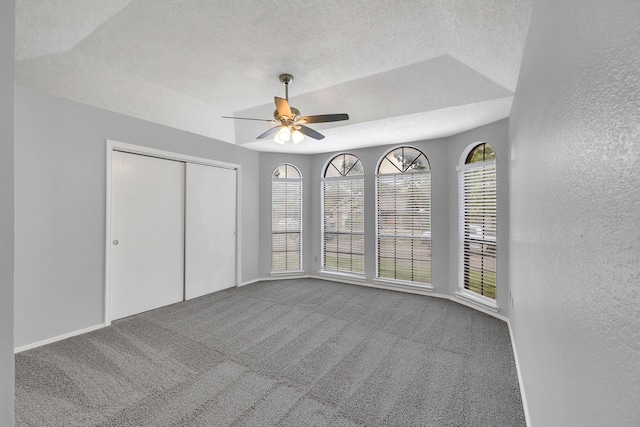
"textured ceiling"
15,0,533,153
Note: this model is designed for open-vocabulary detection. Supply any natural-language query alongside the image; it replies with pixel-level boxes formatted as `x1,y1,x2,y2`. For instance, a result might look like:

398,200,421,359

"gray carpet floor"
15,278,525,426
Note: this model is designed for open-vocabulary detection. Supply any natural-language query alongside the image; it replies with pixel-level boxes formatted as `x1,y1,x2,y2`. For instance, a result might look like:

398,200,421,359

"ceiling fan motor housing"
274,107,300,121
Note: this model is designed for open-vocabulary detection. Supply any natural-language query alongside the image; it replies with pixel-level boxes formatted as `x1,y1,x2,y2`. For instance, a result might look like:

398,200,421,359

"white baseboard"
313,274,436,296
313,275,506,322
507,319,531,427
239,275,311,287
259,274,509,323
451,294,507,321
14,323,106,353
238,278,262,287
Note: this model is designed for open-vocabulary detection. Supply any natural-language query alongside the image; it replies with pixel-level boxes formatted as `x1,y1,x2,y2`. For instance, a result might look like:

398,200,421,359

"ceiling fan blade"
221,116,277,123
298,113,349,124
256,126,281,139
297,124,325,140
274,97,293,119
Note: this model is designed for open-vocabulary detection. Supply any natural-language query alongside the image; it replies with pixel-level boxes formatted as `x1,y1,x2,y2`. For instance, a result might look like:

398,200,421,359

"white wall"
509,0,640,425
0,1,15,425
14,87,261,349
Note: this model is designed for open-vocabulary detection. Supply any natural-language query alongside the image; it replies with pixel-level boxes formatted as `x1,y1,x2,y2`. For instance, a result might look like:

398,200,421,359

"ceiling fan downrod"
279,74,294,101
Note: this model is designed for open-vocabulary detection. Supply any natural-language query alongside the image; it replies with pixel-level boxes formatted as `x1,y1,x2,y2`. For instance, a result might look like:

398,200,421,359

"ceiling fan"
222,74,349,144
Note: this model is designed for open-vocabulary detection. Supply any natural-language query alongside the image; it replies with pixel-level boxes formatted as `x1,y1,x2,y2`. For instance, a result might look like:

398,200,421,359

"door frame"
105,140,241,326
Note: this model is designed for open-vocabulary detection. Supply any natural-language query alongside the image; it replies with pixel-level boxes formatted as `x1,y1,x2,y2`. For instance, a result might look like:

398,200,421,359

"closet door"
185,163,237,300
110,151,185,320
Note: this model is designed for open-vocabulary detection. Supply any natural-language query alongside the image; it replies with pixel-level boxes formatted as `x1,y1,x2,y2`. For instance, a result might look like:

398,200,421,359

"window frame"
271,163,303,275
456,143,498,310
374,146,432,290
321,153,365,279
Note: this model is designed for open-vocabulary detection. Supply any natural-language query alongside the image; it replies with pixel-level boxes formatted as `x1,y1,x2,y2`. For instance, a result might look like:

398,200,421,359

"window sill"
270,270,305,277
373,278,433,293
454,290,499,312
319,270,366,282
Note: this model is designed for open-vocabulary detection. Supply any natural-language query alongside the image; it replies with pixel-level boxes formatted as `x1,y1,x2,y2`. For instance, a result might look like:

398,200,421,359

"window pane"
377,237,431,284
325,154,364,177
376,147,431,285
466,143,496,164
377,174,430,237
273,164,301,179
324,234,365,274
286,164,301,179
342,154,363,176
484,144,496,161
378,147,430,174
322,157,365,275
461,161,497,299
401,147,430,171
272,164,287,178
378,157,402,174
325,162,343,177
272,164,302,272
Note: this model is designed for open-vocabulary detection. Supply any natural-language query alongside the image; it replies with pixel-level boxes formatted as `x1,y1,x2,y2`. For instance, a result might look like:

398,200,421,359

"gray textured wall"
0,1,15,425
14,87,260,349
509,0,640,425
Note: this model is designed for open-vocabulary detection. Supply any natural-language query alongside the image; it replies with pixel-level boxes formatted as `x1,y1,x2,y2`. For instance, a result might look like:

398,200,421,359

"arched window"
376,147,431,286
322,154,364,275
465,142,496,164
271,164,302,272
458,142,497,303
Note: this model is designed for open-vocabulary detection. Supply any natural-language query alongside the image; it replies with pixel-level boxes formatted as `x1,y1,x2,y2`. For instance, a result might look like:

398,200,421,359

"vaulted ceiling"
15,0,533,153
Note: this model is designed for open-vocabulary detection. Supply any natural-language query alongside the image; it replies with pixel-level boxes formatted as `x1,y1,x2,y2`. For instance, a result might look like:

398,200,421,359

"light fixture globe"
277,126,291,142
292,130,304,144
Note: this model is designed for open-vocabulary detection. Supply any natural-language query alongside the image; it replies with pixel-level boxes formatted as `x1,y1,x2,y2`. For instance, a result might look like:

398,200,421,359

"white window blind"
376,167,431,285
459,162,497,299
322,178,365,274
272,165,302,272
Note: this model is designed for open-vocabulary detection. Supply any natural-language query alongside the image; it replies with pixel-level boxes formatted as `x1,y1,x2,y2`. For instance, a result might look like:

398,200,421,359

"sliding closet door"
110,151,185,320
185,163,237,300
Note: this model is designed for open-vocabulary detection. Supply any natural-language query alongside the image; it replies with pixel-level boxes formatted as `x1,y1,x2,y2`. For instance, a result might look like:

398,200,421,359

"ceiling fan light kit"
223,74,349,145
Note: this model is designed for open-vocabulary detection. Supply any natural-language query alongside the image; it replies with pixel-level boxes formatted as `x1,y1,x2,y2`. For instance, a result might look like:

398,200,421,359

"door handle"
113,240,119,245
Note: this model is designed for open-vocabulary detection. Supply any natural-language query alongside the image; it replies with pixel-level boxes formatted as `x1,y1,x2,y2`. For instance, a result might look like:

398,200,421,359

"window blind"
459,163,497,299
322,178,365,274
272,179,302,271
376,172,431,284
